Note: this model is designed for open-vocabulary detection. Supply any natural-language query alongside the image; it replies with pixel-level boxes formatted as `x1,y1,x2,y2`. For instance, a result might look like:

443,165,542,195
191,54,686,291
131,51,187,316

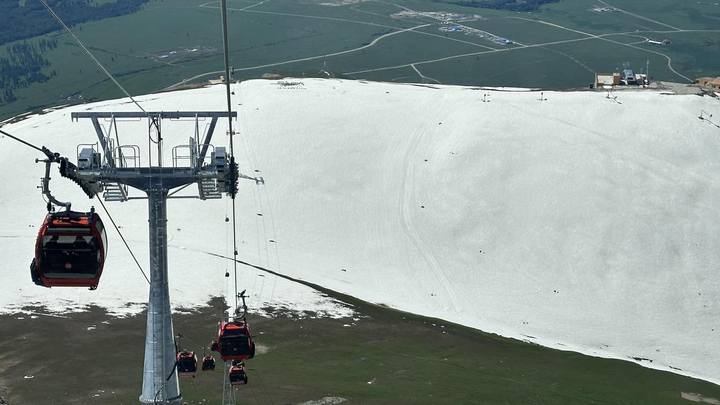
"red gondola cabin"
228,361,248,386
176,351,198,378
211,320,255,361
201,355,216,371
31,210,107,289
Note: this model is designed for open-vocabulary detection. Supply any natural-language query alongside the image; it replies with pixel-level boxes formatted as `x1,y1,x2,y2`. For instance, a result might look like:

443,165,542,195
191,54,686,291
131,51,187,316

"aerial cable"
225,198,230,278
221,364,229,403
238,126,278,301
203,251,297,284
261,190,281,302
219,0,241,316
37,0,146,113
96,197,151,285
0,129,45,153
1,128,151,285
220,0,235,158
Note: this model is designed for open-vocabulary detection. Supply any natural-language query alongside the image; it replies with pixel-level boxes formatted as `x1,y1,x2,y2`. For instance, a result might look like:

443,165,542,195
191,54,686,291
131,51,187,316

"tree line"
0,0,149,45
0,40,57,104
435,0,560,12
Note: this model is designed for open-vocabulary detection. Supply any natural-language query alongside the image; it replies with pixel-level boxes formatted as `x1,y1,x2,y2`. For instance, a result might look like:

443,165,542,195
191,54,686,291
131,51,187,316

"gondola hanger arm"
36,151,71,212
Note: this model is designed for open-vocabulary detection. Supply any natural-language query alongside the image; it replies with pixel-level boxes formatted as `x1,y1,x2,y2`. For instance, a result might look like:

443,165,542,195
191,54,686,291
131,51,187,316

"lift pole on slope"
68,111,239,404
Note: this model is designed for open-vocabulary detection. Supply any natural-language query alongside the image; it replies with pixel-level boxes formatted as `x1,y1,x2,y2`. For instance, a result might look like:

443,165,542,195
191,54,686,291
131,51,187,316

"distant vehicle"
176,351,198,378
622,69,637,85
228,361,248,386
211,320,256,361
31,210,107,289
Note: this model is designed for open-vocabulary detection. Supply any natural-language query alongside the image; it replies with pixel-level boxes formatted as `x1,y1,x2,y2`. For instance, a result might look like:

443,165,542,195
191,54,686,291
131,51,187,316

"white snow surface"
1,79,719,384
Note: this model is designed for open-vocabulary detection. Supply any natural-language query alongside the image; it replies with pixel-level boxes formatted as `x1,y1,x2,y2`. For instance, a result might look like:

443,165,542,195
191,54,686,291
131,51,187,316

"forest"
0,0,149,45
0,40,57,104
436,0,560,11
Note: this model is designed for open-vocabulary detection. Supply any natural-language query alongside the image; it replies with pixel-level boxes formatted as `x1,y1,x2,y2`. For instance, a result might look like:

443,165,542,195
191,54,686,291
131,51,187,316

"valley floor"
1,294,719,404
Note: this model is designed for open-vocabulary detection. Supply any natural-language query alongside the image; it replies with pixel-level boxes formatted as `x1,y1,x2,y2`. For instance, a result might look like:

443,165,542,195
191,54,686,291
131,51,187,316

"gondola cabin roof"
219,320,252,336
215,320,256,361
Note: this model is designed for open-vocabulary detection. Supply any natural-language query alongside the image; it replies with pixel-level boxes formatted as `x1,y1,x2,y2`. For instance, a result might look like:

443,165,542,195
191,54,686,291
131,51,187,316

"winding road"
168,0,720,87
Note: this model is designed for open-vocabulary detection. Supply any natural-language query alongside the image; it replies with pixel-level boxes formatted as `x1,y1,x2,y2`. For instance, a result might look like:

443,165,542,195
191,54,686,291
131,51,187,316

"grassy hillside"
1,296,718,404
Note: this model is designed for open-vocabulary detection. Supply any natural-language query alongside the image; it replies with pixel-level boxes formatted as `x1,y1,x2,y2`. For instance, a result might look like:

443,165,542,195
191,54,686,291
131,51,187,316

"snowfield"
1,79,719,384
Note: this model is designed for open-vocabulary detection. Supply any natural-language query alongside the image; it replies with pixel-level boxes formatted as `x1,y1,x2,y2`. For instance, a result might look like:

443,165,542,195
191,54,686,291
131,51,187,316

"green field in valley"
2,294,719,404
0,0,719,120
1,1,720,403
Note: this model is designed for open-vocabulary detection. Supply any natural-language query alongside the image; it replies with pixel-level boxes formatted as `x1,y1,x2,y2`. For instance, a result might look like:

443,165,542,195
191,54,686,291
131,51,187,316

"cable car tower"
66,110,244,404
8,1,253,403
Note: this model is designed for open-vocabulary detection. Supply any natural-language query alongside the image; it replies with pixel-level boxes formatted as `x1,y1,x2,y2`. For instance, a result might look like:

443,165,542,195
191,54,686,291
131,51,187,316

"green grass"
2,295,719,404
0,0,718,120
636,31,720,79
379,45,591,88
462,16,587,44
591,0,720,31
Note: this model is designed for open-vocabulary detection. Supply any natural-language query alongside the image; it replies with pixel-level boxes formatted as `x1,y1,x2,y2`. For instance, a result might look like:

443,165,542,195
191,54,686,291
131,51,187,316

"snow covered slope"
1,79,719,384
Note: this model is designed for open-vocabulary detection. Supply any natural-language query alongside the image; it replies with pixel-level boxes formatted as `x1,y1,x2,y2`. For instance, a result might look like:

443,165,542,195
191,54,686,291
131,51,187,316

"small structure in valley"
596,73,620,88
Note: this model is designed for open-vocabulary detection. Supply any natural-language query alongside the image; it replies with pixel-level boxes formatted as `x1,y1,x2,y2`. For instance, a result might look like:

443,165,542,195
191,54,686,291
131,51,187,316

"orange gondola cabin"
211,320,255,361
30,210,107,289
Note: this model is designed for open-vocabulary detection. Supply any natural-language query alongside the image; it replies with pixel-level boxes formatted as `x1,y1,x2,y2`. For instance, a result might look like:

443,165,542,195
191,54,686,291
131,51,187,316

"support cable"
0,129,45,153
238,131,276,301
96,197,151,285
37,0,146,113
219,0,241,315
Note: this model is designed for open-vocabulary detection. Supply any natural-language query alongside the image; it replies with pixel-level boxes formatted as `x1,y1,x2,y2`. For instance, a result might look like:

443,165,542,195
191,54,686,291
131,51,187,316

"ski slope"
1,79,719,384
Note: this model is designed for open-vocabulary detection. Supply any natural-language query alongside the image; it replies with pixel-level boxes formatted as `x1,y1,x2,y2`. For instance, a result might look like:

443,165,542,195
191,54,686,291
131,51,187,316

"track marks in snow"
507,97,720,193
397,109,461,313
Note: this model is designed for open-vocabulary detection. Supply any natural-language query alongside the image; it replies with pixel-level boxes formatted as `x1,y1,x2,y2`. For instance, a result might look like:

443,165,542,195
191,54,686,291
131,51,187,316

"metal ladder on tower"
103,182,128,201
102,137,128,202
